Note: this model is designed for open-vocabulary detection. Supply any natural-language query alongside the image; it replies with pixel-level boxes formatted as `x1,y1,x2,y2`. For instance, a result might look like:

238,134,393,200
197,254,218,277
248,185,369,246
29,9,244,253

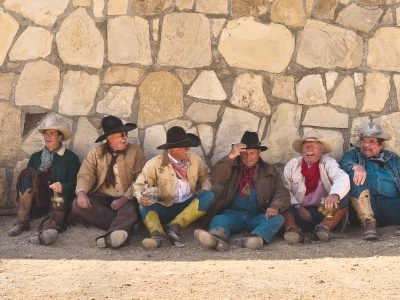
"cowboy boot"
314,206,349,242
282,210,304,244
141,211,171,250
166,198,206,242
231,234,264,250
194,227,230,251
8,189,33,236
350,190,378,240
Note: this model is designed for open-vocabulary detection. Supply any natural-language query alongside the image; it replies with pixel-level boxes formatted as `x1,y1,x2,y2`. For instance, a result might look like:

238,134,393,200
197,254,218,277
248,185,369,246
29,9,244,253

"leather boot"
8,188,33,236
314,206,349,242
194,228,230,251
141,211,171,250
350,190,378,240
282,211,304,244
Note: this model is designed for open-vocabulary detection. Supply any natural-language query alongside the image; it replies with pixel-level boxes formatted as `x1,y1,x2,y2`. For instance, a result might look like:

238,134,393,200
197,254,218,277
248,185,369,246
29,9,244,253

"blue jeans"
139,190,215,224
349,170,400,226
209,209,284,243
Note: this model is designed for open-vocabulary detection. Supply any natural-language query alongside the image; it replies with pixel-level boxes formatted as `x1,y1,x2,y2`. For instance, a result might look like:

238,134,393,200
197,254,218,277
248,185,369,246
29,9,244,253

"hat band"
165,136,190,145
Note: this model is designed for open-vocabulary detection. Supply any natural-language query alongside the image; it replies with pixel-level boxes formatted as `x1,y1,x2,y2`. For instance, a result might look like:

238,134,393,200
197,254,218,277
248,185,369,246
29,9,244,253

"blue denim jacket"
340,148,400,194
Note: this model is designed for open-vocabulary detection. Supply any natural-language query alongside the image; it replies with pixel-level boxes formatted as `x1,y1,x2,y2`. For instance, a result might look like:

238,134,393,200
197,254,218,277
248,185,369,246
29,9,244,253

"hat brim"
38,126,72,141
157,133,200,150
95,123,137,143
231,144,268,152
292,138,333,154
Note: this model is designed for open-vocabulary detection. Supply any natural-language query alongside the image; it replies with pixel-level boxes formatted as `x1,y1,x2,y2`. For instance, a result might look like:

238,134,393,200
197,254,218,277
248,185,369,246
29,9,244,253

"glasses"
120,132,128,137
360,139,378,146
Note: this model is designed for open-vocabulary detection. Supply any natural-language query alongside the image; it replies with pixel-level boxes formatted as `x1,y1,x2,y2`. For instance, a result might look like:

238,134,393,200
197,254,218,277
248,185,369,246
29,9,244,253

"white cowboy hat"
360,121,391,141
292,129,333,154
37,113,73,141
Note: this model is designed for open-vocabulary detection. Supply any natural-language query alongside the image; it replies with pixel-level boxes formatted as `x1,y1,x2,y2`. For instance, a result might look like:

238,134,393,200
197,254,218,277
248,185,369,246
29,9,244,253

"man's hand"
352,164,367,186
324,194,340,212
77,191,91,209
228,143,247,160
266,207,278,219
49,182,63,193
110,196,128,211
139,196,154,207
297,206,312,222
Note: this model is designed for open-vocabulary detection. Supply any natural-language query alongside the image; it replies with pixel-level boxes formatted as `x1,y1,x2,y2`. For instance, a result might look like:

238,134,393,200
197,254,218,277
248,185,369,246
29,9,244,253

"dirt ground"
1,215,400,300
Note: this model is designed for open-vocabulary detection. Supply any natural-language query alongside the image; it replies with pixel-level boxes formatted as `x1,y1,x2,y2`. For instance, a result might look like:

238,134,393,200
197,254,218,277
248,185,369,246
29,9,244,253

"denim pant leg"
140,200,191,225
195,190,215,211
209,209,246,238
371,195,400,226
246,213,284,244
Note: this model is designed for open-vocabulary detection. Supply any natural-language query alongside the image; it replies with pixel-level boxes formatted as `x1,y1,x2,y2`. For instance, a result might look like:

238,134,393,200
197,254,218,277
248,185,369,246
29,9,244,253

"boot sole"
243,237,264,250
30,229,58,245
284,232,302,245
97,230,128,248
363,233,378,241
194,229,218,249
315,231,330,242
142,238,161,250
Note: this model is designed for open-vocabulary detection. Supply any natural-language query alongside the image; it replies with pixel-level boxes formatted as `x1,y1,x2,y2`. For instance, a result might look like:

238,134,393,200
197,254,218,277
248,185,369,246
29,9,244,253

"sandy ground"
1,215,400,300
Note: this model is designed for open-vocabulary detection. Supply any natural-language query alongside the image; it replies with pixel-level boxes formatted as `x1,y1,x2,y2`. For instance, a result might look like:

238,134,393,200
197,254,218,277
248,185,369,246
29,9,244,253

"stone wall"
1,0,400,207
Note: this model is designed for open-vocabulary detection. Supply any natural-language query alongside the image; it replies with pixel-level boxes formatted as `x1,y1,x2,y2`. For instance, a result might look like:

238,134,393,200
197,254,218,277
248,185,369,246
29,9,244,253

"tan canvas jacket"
133,151,211,207
76,143,145,200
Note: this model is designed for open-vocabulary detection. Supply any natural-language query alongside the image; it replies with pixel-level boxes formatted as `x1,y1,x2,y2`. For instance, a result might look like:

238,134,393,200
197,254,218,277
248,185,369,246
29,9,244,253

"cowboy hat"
292,129,333,154
95,115,137,143
360,121,391,141
37,113,73,141
235,131,268,152
157,126,200,150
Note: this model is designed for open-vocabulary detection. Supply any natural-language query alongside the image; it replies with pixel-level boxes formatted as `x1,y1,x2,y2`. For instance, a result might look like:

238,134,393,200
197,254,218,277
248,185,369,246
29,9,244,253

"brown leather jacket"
206,156,290,222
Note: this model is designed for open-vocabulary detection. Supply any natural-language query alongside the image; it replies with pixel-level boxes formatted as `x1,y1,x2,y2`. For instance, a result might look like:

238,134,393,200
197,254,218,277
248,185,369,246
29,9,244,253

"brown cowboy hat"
360,121,391,141
95,115,137,143
157,126,200,150
37,113,73,141
292,129,333,154
234,131,268,152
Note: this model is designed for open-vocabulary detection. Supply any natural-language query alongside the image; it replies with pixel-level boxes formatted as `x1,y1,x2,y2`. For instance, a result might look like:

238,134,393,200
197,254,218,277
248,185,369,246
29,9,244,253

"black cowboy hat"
95,115,137,143
236,131,268,151
157,126,201,150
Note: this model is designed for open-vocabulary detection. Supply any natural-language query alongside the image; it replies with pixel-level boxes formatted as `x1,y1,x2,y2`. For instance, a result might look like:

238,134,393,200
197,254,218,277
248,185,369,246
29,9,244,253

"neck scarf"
301,159,320,195
105,145,126,188
168,154,188,181
38,144,63,172
367,152,388,167
239,165,256,196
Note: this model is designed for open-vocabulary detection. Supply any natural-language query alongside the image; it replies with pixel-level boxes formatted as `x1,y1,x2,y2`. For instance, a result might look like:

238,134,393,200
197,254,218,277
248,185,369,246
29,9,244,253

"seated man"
282,130,350,244
340,121,400,239
194,131,289,251
133,126,215,250
8,114,80,246
70,115,145,248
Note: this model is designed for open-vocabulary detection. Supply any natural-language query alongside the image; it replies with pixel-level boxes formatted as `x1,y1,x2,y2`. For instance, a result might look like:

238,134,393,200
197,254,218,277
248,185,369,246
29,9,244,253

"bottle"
318,197,335,220
141,180,158,203
51,190,65,210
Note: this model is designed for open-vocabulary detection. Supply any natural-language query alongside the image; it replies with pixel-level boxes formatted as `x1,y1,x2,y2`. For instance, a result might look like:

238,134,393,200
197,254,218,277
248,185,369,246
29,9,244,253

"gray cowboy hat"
95,115,137,143
235,131,268,152
292,129,333,154
37,113,73,141
157,126,200,150
360,121,391,141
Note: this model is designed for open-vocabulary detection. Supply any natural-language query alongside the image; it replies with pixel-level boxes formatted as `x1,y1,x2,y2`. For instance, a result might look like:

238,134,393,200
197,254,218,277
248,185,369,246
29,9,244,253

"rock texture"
218,17,295,73
0,9,19,65
187,71,226,101
9,27,52,61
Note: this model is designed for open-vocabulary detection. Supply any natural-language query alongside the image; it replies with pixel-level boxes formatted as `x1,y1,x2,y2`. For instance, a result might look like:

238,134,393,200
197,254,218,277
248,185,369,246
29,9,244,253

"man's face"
360,137,384,158
302,141,324,165
107,132,128,151
44,129,62,152
240,149,260,168
169,147,189,161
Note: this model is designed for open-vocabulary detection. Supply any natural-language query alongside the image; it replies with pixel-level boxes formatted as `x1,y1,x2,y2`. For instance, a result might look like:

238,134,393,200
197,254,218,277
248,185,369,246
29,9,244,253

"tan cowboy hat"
292,129,333,154
37,113,73,141
360,121,391,141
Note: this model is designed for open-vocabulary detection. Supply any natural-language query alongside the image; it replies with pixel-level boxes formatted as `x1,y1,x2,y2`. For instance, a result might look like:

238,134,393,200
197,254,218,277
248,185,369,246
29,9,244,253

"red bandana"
239,165,256,196
301,159,320,195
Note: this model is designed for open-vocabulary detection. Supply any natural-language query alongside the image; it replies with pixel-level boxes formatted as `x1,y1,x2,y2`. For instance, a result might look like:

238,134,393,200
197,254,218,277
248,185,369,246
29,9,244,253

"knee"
197,190,215,210
71,198,82,214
